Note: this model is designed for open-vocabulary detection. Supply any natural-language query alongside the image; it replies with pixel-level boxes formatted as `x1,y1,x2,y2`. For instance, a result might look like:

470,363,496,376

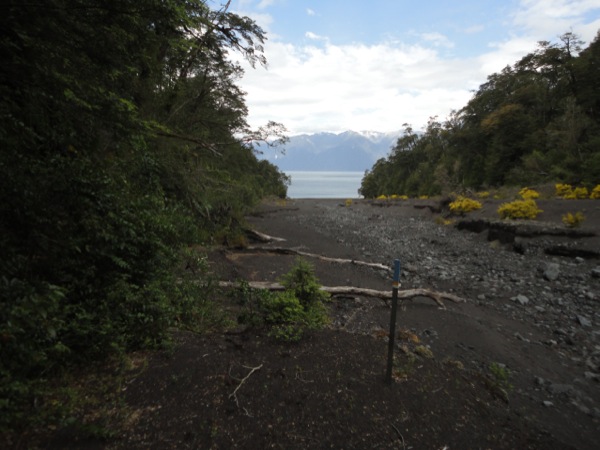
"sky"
219,0,600,135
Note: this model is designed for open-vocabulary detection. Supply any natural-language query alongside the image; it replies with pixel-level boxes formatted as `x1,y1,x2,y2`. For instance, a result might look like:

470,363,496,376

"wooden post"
385,259,401,384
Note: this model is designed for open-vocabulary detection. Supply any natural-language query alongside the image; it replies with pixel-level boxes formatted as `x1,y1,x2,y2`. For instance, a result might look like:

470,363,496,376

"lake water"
285,171,364,198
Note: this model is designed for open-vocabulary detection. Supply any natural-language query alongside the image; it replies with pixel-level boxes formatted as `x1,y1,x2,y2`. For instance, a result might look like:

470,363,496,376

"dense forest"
0,0,289,428
360,31,600,198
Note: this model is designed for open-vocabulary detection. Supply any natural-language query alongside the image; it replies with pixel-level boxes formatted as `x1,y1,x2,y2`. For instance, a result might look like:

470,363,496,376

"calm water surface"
286,171,363,198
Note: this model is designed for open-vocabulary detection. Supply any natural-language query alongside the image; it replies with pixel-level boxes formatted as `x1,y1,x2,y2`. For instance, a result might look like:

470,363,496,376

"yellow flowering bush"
519,187,540,200
562,212,585,228
572,187,589,199
555,184,589,199
419,195,429,200
555,183,573,198
388,194,409,200
345,198,353,207
376,194,388,200
476,191,490,199
498,199,542,220
449,196,482,214
435,216,455,226
590,185,600,199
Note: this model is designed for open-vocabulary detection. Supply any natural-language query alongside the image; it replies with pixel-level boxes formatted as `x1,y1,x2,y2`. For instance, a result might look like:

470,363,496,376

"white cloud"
233,0,600,135
479,0,600,74
464,24,485,34
421,32,455,48
231,4,275,34
305,31,328,41
257,0,275,9
512,0,600,40
234,40,481,134
307,8,316,16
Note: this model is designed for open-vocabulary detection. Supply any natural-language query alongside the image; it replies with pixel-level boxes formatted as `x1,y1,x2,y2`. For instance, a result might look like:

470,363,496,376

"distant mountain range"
258,130,402,172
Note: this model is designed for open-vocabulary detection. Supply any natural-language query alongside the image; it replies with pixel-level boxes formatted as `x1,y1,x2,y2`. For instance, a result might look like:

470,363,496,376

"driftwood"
236,246,393,273
244,229,286,243
218,281,465,309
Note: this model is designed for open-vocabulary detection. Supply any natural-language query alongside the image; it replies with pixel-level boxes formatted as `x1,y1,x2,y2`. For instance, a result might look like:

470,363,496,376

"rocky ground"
235,197,600,448
35,196,600,449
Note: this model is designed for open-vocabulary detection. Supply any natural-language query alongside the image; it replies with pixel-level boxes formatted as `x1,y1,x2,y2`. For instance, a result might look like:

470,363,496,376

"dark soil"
38,198,600,449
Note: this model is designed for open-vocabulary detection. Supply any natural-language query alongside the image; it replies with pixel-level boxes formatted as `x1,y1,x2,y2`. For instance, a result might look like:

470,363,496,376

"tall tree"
0,0,289,430
360,31,600,197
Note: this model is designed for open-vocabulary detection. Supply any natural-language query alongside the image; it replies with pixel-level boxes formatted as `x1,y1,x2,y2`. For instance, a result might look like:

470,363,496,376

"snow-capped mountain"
259,130,402,172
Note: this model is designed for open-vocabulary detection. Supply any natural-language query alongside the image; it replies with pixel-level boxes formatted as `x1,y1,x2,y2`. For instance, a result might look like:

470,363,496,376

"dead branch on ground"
244,229,286,243
235,246,392,273
218,281,465,309
229,363,263,416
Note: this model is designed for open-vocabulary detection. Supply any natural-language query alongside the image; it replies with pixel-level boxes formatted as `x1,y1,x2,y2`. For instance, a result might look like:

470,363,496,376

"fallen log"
236,247,393,273
218,281,465,309
244,229,286,243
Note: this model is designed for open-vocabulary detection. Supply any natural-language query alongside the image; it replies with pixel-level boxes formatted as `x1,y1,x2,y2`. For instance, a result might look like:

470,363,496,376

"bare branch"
228,363,263,416
155,130,222,156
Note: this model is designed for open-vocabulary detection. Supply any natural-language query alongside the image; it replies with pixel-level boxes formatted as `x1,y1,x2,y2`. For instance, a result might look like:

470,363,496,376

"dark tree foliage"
360,31,600,198
0,0,288,429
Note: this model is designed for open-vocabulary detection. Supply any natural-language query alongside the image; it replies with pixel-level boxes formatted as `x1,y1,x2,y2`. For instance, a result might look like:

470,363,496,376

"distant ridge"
259,130,402,172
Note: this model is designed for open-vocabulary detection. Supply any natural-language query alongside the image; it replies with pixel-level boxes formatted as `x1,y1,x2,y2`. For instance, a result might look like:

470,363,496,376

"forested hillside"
360,32,600,198
0,0,288,429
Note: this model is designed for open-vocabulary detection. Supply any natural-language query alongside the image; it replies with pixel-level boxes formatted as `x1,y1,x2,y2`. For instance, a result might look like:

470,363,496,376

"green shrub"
236,260,329,342
279,259,330,309
498,199,543,219
263,291,307,342
488,362,513,398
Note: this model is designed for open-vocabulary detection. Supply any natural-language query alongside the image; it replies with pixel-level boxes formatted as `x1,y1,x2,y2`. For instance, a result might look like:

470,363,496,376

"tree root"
218,281,465,309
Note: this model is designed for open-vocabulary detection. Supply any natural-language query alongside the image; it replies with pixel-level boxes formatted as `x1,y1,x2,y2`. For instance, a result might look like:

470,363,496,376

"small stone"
548,383,574,396
543,262,560,281
477,294,486,301
543,400,554,407
534,376,546,386
591,267,600,278
422,329,438,338
577,315,592,328
575,257,585,264
514,332,529,342
513,294,529,306
584,371,599,382
572,401,590,415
